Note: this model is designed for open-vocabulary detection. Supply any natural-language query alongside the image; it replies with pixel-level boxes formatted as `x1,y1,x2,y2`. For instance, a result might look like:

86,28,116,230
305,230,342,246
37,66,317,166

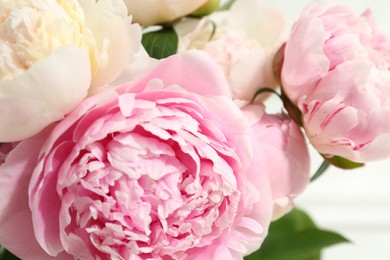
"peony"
0,0,142,142
281,2,390,162
174,0,285,101
123,0,208,26
242,104,310,220
0,51,309,259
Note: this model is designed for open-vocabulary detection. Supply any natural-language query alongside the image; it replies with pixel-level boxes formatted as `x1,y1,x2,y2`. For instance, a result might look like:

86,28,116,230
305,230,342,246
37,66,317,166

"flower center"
0,0,98,80
60,100,242,259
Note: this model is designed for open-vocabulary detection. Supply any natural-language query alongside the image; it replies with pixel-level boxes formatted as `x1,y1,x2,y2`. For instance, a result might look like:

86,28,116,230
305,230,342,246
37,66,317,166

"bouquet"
0,0,389,259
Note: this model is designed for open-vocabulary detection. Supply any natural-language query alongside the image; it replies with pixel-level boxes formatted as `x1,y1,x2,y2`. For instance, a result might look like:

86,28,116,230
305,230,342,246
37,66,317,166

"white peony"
0,0,142,142
174,0,285,101
123,0,208,26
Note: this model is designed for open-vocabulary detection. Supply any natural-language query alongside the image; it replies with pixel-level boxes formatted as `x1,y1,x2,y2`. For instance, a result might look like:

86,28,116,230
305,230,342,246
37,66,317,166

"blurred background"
261,0,390,259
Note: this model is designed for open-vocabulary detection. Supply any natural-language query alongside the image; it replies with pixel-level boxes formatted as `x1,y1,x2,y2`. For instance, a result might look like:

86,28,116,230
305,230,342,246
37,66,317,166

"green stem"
0,246,20,260
219,0,236,10
311,160,331,182
251,87,281,103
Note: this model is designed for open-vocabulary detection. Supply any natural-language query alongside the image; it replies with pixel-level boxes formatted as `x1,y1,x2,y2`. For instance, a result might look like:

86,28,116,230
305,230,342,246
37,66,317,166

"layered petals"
0,0,143,142
174,0,285,101
282,2,390,162
0,127,72,260
0,52,279,259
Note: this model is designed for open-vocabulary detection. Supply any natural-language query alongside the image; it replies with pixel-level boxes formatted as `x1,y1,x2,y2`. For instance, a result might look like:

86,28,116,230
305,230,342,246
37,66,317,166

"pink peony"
242,105,310,220
281,2,390,162
0,52,309,259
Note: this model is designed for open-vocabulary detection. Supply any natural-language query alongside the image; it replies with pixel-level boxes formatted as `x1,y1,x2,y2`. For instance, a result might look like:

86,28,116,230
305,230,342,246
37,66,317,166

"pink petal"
282,15,330,103
30,141,73,256
0,126,66,259
123,51,232,97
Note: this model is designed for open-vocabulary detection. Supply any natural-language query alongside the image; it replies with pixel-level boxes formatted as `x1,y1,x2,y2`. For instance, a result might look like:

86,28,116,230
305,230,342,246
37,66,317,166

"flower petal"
0,126,66,259
0,46,91,142
126,51,231,97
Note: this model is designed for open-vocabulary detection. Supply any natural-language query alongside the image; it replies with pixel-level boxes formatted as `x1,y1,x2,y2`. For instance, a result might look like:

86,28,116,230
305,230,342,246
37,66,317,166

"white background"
261,1,390,259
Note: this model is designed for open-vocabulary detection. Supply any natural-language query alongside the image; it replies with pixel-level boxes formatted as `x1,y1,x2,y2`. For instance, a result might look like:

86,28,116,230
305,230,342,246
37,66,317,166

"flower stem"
311,160,330,182
251,87,281,103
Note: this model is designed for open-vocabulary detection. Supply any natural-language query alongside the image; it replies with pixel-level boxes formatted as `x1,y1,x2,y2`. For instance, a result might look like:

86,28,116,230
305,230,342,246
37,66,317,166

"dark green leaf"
142,27,178,59
219,0,236,10
0,246,20,260
325,156,364,170
271,207,316,233
257,229,348,259
245,208,349,260
246,247,321,260
300,252,321,260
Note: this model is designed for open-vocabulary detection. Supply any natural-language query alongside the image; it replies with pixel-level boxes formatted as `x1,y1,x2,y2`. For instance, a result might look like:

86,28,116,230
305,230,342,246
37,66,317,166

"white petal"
0,46,91,142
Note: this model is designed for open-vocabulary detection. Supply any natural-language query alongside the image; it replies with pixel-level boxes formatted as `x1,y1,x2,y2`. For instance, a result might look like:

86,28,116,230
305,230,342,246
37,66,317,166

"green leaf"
245,208,349,260
219,0,236,10
0,246,20,260
300,252,321,260
191,0,221,17
325,156,364,170
141,27,178,59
